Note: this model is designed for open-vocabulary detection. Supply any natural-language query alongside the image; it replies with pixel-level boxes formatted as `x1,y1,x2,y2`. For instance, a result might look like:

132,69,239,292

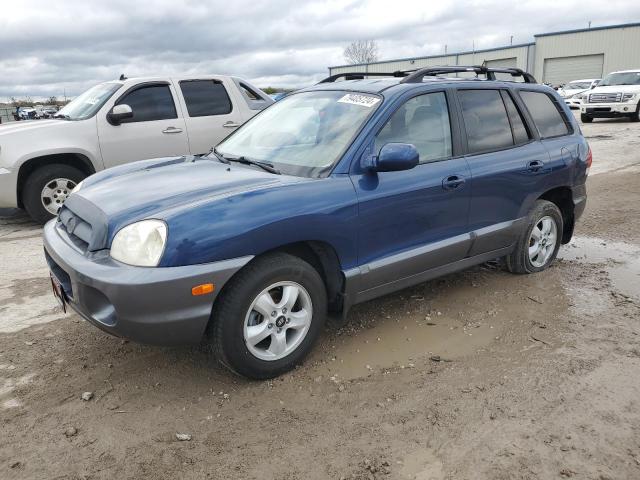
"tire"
506,200,563,274
581,113,593,123
629,104,640,122
208,252,327,379
22,164,85,224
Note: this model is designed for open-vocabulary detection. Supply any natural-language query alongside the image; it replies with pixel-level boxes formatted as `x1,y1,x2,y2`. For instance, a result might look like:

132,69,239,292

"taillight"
585,145,592,170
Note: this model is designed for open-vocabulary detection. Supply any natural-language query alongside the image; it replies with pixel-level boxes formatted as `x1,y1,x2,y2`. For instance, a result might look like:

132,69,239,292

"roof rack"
401,66,536,83
318,65,536,84
318,71,410,83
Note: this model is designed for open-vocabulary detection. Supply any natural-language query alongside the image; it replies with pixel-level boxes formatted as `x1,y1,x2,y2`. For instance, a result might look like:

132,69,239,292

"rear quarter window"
519,91,570,138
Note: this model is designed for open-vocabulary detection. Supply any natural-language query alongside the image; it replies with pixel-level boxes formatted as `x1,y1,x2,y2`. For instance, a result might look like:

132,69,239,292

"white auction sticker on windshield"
337,93,380,108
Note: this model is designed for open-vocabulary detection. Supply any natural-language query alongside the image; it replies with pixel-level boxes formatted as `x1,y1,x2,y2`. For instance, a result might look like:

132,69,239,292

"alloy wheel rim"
41,178,76,215
528,215,558,267
243,281,313,361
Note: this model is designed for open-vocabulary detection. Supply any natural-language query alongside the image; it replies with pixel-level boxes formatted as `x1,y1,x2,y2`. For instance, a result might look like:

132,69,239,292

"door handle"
162,126,183,134
223,121,241,128
442,175,466,190
527,160,544,172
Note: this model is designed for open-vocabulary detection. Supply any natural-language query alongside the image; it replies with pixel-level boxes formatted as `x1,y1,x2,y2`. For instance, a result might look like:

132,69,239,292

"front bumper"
581,102,638,118
564,97,583,109
43,220,252,345
0,167,18,208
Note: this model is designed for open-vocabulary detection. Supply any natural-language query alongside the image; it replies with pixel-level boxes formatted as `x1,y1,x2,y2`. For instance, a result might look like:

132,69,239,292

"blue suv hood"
68,157,308,242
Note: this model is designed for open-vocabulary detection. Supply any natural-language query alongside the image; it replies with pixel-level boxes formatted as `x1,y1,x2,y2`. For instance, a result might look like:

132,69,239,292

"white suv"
580,69,640,123
0,75,273,223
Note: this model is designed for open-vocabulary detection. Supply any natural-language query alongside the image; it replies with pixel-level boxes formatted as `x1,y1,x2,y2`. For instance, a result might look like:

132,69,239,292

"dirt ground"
1,114,640,480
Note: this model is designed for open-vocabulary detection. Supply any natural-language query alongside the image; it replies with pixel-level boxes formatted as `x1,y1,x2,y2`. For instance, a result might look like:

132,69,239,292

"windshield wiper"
53,113,70,120
218,152,281,174
208,147,230,164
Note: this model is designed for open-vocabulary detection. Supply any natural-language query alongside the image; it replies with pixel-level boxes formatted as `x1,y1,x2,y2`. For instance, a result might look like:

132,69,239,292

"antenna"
119,74,127,81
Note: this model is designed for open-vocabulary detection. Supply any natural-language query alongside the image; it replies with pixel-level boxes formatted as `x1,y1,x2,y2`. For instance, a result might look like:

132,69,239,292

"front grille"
589,93,622,103
58,207,92,252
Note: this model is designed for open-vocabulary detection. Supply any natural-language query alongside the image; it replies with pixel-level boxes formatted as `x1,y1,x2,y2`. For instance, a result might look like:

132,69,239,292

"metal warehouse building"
329,22,640,85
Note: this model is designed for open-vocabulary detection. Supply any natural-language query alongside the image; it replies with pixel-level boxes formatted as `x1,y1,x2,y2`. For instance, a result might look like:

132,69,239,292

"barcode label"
337,94,381,108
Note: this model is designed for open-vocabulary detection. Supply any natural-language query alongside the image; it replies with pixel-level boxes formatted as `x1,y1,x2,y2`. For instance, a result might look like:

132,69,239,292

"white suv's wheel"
22,164,85,224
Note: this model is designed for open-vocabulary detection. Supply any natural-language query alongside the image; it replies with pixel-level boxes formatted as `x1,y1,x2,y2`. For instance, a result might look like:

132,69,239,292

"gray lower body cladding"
43,220,252,346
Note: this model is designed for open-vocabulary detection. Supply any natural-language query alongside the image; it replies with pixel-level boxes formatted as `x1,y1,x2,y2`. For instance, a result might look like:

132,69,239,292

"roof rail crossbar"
319,71,409,83
400,65,536,84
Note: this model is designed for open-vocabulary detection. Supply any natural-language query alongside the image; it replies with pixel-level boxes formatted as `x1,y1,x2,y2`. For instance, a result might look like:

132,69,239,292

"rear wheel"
506,200,563,274
22,164,85,224
581,113,593,123
208,252,327,379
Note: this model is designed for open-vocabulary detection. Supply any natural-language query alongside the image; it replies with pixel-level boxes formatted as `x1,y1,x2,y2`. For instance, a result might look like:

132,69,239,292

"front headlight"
110,220,167,267
622,93,636,102
71,180,84,194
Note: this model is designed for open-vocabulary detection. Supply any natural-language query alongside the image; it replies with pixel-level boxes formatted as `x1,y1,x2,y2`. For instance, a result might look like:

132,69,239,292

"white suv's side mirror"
107,104,133,125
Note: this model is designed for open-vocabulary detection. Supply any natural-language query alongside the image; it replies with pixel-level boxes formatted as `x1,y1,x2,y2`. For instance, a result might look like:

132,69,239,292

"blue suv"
43,66,590,379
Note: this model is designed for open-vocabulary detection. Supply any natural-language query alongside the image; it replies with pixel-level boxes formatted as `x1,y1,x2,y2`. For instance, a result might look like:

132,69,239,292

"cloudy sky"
1,0,639,100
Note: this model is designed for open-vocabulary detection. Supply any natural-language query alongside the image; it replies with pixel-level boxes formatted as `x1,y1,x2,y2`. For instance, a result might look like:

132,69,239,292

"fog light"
192,283,214,296
624,107,628,111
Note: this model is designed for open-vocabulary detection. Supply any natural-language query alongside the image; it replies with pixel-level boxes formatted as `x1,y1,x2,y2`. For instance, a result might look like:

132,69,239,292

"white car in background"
580,69,640,123
558,79,600,109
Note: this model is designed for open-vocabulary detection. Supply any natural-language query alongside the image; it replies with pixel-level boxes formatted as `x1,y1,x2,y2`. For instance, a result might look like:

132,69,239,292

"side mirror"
371,143,419,173
107,104,133,125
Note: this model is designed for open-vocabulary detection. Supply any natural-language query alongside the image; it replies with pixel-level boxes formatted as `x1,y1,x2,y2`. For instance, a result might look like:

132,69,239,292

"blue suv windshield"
216,90,382,177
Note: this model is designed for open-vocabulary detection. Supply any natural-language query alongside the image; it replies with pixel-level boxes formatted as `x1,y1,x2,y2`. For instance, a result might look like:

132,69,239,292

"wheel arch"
264,241,345,314
215,241,346,316
17,153,96,208
538,186,574,244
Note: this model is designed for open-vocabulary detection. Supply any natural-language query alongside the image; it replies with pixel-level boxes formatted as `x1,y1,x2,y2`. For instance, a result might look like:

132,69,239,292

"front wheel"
629,104,640,122
208,252,327,379
581,113,593,123
22,164,85,224
506,200,563,274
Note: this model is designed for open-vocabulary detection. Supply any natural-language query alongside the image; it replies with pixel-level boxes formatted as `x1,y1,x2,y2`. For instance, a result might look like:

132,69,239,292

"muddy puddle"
560,236,640,300
308,270,533,379
314,311,499,379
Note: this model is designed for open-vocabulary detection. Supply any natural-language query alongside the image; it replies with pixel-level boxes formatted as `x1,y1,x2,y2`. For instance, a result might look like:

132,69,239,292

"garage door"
543,54,604,86
484,57,518,68
483,58,519,81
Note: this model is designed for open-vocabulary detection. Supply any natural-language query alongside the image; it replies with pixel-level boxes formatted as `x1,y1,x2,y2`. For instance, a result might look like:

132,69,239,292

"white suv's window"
180,80,232,117
116,85,177,123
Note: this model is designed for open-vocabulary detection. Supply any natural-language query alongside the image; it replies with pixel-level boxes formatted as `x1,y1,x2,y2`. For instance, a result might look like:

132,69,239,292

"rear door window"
458,89,513,154
117,84,177,123
180,80,233,117
501,91,531,145
519,91,570,138
375,92,452,163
